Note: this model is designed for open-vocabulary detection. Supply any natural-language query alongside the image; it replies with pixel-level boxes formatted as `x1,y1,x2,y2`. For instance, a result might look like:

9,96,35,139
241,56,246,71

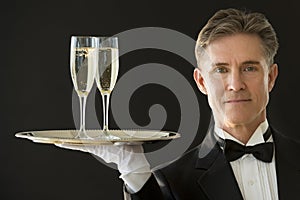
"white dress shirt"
215,121,278,200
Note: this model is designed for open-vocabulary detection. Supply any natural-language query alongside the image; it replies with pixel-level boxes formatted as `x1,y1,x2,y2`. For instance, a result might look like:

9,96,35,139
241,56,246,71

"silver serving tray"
15,129,180,145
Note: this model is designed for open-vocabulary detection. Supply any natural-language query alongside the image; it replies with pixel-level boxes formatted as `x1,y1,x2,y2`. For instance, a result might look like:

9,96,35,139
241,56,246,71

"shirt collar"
214,120,269,146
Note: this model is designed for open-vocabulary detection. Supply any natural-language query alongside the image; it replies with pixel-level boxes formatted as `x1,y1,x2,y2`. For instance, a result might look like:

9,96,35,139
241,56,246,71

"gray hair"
195,8,279,66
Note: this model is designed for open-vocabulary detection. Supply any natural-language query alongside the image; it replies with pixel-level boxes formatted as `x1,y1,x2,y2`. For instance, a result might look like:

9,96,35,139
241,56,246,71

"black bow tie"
224,139,274,162
221,127,274,163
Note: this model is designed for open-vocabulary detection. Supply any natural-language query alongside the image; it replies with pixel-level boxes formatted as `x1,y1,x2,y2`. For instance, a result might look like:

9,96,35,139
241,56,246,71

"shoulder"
151,145,201,186
271,126,300,167
152,141,220,182
153,145,200,173
150,145,209,199
272,126,300,147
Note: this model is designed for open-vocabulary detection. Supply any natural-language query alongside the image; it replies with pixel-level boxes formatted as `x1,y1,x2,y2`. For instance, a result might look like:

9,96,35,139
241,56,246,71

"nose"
227,70,246,91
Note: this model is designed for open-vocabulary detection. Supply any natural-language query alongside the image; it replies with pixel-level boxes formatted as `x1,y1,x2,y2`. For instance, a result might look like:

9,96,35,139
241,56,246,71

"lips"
225,99,251,103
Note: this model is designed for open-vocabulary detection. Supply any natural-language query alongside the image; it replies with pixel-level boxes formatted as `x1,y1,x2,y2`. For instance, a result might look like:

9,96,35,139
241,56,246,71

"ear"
268,64,278,92
194,68,208,95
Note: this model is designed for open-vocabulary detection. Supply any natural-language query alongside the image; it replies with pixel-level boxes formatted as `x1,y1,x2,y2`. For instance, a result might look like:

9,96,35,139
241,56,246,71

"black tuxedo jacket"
128,126,300,200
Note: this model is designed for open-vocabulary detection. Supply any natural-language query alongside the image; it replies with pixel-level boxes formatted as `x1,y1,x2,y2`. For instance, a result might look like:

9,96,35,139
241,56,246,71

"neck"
223,125,256,144
216,119,266,144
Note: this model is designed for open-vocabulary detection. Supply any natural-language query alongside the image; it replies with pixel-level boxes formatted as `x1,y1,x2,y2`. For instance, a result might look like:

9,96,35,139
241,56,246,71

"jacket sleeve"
123,172,173,200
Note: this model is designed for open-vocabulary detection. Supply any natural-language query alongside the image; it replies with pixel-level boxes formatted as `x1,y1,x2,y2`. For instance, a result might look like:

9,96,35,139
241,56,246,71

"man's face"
194,33,278,128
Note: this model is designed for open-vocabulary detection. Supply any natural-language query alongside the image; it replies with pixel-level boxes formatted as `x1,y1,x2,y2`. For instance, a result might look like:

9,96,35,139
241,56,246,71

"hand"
55,143,151,192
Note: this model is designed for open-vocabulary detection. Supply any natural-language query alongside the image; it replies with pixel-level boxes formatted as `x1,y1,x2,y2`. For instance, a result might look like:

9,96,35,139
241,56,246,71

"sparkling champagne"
70,47,96,97
95,48,119,94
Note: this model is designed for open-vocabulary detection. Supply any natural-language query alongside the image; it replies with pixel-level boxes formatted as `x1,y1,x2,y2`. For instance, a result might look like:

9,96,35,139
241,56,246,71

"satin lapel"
272,128,300,200
196,145,243,200
195,123,243,200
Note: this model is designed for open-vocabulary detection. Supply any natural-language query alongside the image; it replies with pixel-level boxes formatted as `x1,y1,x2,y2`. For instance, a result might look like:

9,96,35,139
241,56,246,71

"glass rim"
71,35,118,39
70,35,118,48
71,35,99,39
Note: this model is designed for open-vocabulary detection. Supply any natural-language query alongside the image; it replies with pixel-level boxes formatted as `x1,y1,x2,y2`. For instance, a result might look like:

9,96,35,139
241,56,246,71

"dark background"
2,0,299,199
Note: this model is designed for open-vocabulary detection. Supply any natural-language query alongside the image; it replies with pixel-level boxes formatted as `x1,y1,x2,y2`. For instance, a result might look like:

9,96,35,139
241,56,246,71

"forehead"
205,33,265,64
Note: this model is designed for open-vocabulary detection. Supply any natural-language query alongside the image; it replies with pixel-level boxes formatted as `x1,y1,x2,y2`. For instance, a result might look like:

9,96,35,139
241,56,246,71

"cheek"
258,87,270,105
249,78,270,106
205,77,225,108
205,77,226,94
206,83,225,107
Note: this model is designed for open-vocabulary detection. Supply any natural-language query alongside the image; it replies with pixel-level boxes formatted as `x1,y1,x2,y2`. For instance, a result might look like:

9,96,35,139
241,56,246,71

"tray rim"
15,129,181,145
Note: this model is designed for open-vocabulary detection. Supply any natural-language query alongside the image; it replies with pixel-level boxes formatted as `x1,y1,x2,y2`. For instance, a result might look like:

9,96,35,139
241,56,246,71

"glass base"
95,130,121,140
74,130,93,139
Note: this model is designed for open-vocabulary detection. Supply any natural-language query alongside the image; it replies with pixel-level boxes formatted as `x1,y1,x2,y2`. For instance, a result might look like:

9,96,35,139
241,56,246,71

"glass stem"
79,95,87,132
101,93,110,131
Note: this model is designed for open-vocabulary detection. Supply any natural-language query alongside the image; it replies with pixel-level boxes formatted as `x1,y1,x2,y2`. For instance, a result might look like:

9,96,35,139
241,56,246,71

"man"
58,8,300,199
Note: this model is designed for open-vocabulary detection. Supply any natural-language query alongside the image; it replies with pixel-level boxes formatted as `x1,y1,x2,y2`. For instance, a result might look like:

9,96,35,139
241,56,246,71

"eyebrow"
242,60,260,65
212,60,261,67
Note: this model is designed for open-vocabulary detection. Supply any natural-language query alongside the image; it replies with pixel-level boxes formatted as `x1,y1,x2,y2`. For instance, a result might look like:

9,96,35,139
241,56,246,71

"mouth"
225,99,251,103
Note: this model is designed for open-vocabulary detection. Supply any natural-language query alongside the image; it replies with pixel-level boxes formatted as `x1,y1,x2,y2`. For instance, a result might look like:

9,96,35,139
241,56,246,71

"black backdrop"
2,0,300,199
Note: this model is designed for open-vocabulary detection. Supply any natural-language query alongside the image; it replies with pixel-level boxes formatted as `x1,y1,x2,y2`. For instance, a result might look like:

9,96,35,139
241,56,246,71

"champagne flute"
70,36,98,138
95,37,119,139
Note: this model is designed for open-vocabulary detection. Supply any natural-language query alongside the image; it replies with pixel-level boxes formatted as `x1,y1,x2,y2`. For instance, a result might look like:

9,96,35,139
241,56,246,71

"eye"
244,66,257,72
215,67,228,73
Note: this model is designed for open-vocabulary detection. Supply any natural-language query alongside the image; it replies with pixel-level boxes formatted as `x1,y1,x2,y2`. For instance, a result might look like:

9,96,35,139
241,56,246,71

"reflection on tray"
15,129,180,145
